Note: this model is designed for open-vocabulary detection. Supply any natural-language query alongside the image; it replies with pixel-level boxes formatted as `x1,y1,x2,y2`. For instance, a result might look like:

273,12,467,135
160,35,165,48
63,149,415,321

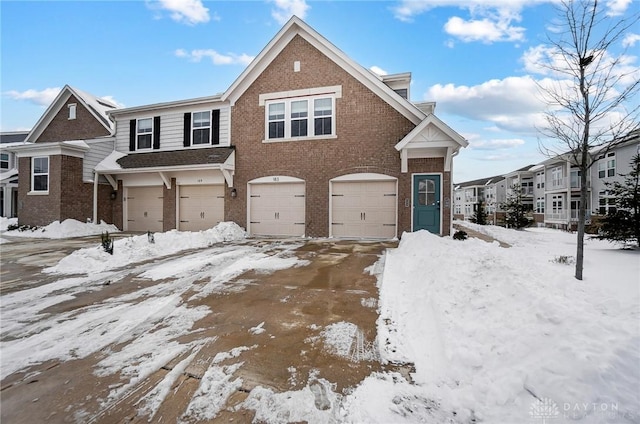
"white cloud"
622,33,640,48
370,66,388,76
426,76,548,133
471,138,526,150
605,0,632,16
4,87,61,106
444,15,525,43
175,48,254,66
149,0,210,25
271,0,310,25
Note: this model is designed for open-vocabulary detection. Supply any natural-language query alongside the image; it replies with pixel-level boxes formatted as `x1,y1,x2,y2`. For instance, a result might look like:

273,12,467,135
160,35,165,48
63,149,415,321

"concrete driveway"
0,235,403,423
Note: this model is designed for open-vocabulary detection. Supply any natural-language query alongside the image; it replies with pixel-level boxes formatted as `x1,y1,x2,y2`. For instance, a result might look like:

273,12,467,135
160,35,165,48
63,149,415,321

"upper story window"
32,156,49,193
68,103,76,120
137,118,153,150
265,95,335,141
598,152,615,178
551,166,563,188
536,171,545,189
0,153,9,170
192,111,211,145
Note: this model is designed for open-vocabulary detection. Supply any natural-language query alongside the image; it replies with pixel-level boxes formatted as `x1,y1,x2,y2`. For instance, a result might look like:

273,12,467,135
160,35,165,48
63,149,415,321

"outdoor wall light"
110,191,117,200
231,188,237,198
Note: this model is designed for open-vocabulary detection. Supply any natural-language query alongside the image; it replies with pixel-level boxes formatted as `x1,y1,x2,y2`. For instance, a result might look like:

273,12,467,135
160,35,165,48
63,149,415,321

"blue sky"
1,0,638,181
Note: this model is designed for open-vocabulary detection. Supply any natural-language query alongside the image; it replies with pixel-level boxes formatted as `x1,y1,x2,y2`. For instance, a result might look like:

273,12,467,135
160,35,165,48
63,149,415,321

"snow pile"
375,229,640,423
45,222,247,274
2,218,119,239
0,216,17,231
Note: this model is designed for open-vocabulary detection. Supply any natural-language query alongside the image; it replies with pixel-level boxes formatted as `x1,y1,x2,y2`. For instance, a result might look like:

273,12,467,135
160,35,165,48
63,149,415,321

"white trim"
68,103,77,120
191,110,212,146
411,173,443,235
248,175,304,184
258,85,342,106
11,141,89,159
136,117,154,151
31,156,50,195
264,94,336,141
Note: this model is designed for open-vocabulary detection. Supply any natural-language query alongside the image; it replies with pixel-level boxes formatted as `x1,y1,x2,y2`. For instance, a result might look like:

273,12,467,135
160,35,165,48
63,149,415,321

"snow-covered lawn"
1,220,638,423
0,217,118,239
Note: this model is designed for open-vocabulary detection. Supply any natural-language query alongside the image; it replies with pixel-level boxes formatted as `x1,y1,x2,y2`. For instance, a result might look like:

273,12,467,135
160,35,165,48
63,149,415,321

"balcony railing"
545,211,567,220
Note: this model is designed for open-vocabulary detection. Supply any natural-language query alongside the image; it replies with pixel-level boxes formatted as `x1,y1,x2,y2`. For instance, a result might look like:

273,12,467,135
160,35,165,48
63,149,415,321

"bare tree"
537,0,639,280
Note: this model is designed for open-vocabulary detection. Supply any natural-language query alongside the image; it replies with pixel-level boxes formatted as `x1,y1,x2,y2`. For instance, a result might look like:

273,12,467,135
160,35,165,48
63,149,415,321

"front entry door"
413,175,441,234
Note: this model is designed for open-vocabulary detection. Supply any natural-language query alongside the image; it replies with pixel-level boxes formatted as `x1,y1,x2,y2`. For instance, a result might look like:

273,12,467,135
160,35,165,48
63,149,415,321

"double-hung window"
598,152,615,178
137,118,153,150
32,156,49,193
265,95,334,141
551,166,563,188
0,153,9,170
598,190,616,215
192,111,211,145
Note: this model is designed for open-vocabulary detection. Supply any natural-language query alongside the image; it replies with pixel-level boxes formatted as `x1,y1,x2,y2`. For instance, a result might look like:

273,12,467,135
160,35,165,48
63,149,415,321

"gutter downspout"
93,171,98,224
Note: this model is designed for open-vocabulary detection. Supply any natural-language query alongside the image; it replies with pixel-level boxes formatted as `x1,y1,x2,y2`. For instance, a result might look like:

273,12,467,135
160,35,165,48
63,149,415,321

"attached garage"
126,186,163,232
330,174,397,239
248,177,305,237
178,185,225,232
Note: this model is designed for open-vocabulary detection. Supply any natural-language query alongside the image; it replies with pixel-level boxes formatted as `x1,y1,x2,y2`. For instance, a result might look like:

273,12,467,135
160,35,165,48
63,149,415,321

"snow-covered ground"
0,217,118,239
1,220,638,423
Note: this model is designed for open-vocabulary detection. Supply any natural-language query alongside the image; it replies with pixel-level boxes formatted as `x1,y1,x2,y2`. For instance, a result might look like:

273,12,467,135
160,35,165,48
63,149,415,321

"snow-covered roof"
25,85,117,143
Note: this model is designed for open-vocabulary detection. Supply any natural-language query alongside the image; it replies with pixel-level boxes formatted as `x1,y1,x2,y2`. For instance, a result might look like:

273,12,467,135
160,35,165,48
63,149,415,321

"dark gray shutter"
212,109,220,145
129,119,136,151
153,116,161,150
183,113,191,147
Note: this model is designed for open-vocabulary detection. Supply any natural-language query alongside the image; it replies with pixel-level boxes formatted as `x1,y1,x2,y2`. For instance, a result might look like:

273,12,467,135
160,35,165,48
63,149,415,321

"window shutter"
183,113,191,147
212,109,220,145
129,119,136,151
153,116,161,150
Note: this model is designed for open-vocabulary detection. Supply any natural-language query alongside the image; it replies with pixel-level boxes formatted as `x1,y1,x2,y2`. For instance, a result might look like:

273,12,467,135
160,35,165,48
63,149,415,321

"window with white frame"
137,118,153,150
536,197,545,214
551,194,563,213
192,111,211,145
598,190,616,215
551,166,563,188
32,156,49,192
536,171,544,189
68,103,76,120
598,152,615,178
265,95,334,141
0,153,9,170
455,205,461,214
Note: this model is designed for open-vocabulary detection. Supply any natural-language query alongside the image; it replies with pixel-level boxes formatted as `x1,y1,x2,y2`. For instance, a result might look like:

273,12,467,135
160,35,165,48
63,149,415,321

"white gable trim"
222,16,425,125
395,114,468,173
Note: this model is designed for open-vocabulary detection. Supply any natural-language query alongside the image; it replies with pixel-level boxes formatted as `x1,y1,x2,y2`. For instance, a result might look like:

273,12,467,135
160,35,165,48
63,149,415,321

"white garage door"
179,185,225,232
249,182,305,237
331,180,397,238
127,186,163,232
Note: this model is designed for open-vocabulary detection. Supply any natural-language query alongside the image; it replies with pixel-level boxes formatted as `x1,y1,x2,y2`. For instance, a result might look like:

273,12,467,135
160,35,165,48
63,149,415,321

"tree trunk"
575,158,589,280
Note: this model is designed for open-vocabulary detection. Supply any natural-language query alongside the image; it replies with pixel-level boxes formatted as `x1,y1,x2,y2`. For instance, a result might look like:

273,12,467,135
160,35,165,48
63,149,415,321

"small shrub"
453,230,468,240
101,231,114,255
147,231,155,244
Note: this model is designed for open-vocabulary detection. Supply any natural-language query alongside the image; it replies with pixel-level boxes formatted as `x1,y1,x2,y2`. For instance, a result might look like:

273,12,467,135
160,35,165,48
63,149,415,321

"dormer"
380,72,411,99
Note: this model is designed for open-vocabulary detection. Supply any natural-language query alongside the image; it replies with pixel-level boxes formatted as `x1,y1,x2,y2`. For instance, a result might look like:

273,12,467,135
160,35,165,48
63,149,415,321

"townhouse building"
10,17,468,238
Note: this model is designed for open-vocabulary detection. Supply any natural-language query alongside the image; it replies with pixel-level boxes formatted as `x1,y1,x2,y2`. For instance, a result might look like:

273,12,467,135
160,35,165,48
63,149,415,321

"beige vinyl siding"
115,106,230,152
84,138,115,182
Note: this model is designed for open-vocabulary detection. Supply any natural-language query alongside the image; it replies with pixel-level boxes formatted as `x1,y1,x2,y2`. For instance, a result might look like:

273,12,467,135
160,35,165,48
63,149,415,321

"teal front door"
413,175,441,234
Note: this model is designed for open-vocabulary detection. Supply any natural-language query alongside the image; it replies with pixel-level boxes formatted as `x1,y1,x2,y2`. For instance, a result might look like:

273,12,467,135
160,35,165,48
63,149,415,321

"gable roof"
455,175,504,188
0,131,29,144
25,85,117,142
222,16,425,125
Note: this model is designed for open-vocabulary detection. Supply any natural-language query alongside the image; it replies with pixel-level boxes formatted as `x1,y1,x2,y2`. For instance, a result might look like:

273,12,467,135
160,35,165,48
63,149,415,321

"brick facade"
36,95,110,143
18,155,114,227
228,35,452,237
163,179,177,232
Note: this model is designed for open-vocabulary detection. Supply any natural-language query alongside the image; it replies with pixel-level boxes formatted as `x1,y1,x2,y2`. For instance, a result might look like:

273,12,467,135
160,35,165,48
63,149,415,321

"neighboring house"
454,130,639,230
452,175,503,222
0,131,30,218
93,17,468,238
591,130,640,218
9,85,117,226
